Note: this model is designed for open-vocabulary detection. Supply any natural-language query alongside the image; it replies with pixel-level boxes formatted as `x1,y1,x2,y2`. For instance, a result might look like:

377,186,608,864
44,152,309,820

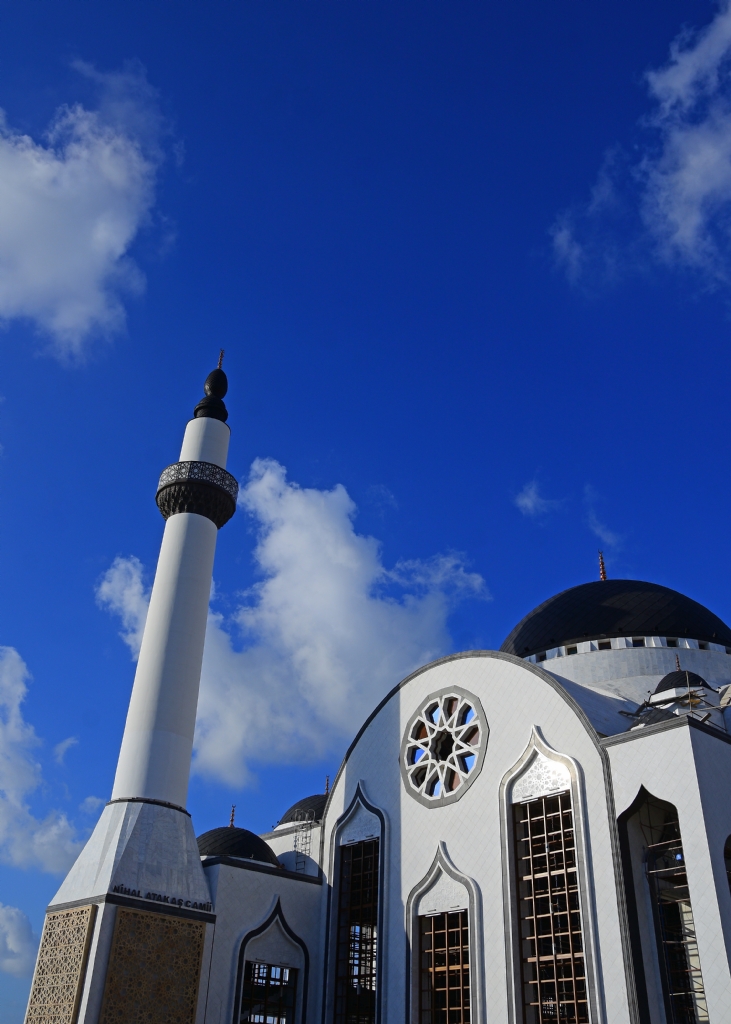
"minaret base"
25,802,214,1024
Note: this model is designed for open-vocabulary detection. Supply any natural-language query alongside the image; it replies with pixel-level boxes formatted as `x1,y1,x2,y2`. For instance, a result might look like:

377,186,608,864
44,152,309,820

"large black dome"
197,827,280,867
279,794,328,827
500,580,731,658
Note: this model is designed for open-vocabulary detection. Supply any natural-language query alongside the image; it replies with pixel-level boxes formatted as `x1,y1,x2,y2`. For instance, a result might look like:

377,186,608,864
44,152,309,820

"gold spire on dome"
218,348,225,369
676,653,681,672
229,804,236,828
598,550,607,581
325,775,330,796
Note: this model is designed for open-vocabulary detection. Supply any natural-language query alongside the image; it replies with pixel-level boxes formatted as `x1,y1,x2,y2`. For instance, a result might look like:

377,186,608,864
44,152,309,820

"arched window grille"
513,790,588,1024
419,910,470,1023
334,838,380,1024
618,790,708,1024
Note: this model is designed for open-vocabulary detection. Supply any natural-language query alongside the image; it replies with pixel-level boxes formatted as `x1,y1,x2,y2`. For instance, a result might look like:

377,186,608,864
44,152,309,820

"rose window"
400,690,487,806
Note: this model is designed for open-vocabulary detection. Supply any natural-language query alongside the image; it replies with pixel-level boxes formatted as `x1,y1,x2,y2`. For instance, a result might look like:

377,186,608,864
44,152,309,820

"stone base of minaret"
24,801,215,1024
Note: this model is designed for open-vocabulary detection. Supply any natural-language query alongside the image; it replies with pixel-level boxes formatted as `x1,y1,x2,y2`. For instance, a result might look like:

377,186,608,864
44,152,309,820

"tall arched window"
334,838,380,1024
513,790,588,1024
618,790,709,1024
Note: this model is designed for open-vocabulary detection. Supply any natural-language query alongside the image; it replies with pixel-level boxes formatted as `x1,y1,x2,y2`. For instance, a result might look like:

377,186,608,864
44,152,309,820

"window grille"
240,961,298,1024
419,910,470,1024
640,796,709,1024
334,839,380,1024
513,792,588,1024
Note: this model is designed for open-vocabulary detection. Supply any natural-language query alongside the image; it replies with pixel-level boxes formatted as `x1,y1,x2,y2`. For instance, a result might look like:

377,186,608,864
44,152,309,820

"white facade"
193,644,731,1024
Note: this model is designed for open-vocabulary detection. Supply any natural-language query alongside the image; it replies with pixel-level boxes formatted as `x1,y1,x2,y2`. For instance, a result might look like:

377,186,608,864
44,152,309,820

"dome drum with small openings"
500,579,731,658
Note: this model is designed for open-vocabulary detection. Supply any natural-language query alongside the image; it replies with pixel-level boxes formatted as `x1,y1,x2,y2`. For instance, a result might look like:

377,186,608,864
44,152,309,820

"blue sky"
2,0,731,1014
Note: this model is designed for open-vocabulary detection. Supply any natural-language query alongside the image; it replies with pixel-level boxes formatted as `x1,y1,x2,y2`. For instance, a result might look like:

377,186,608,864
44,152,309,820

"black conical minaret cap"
194,352,229,422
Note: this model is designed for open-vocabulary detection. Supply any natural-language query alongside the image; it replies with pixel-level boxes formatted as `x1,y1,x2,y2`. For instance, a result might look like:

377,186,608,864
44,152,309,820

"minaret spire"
598,550,607,581
113,363,238,807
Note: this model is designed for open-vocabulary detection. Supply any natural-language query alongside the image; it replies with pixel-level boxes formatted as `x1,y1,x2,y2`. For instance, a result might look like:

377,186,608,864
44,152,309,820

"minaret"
24,364,238,1024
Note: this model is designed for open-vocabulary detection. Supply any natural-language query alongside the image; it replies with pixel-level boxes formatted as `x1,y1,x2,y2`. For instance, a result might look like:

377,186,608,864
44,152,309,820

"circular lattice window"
400,687,487,807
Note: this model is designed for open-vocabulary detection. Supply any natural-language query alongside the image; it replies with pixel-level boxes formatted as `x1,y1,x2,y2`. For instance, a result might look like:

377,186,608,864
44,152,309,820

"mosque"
24,368,731,1024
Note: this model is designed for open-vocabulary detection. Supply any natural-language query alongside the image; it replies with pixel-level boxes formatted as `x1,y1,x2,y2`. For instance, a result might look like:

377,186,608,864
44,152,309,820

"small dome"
279,794,328,827
197,827,280,867
501,579,731,658
654,670,709,695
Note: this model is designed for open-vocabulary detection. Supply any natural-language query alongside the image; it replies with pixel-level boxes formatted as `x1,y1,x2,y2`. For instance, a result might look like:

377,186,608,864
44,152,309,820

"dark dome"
501,580,731,658
197,827,280,867
654,670,709,694
279,794,328,827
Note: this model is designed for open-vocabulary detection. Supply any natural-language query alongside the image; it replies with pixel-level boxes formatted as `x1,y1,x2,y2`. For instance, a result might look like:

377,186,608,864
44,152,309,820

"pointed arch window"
513,791,588,1024
619,791,709,1024
334,838,380,1024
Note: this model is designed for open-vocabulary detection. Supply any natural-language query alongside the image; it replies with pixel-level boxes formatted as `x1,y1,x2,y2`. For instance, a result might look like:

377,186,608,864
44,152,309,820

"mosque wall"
316,652,636,1024
200,862,324,1024
606,720,731,1022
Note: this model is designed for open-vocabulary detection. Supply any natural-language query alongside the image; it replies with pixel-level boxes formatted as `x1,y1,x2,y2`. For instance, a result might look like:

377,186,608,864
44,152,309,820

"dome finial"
218,348,224,370
325,775,330,796
598,550,607,581
229,804,236,828
194,359,229,422
675,653,681,672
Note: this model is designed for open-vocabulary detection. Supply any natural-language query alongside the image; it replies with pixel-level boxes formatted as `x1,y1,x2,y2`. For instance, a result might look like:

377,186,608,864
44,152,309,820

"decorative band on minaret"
155,367,239,528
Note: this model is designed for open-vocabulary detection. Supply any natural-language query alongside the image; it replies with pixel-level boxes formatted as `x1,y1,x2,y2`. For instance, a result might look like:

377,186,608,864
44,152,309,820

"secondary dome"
654,670,709,694
500,579,731,658
279,794,328,827
197,827,280,867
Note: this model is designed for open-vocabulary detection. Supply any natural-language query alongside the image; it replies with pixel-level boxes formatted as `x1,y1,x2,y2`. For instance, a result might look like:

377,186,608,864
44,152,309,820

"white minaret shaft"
112,368,238,809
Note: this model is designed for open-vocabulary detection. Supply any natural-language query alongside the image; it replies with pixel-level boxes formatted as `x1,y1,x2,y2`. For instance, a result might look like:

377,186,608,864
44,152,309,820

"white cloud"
0,904,38,977
0,61,162,357
514,480,561,517
96,555,149,659
553,1,731,285
101,459,486,787
53,737,78,766
79,795,104,815
0,648,81,873
584,486,621,548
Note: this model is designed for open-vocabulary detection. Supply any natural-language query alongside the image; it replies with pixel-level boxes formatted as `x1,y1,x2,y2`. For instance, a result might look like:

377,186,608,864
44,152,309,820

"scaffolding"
293,808,315,873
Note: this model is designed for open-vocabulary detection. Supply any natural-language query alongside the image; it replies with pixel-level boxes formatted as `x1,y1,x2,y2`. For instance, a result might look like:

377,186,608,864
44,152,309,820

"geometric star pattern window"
401,690,486,806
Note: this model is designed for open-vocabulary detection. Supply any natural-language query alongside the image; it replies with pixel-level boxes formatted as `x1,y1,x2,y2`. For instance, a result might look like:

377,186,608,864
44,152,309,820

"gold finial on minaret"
229,804,236,828
218,348,225,369
598,550,607,581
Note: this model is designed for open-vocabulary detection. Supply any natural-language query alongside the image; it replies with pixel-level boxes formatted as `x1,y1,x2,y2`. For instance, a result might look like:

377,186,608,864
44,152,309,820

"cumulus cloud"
102,459,486,787
553,1,731,285
0,903,38,977
96,554,149,658
584,486,621,549
514,480,562,518
53,737,78,766
0,61,163,357
0,648,80,873
79,795,104,815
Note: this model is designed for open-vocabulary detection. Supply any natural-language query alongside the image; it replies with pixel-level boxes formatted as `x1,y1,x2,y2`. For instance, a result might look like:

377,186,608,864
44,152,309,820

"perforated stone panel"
99,908,205,1024
24,904,96,1024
